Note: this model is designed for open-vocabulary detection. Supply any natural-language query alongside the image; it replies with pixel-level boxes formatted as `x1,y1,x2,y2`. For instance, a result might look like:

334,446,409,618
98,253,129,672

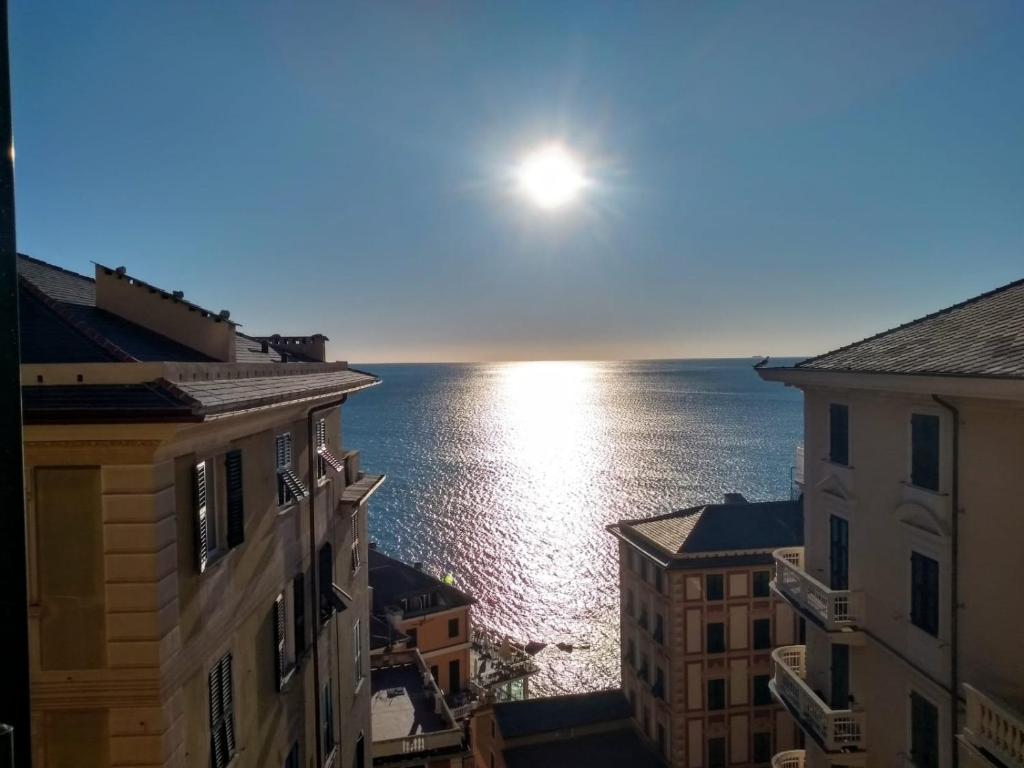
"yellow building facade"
19,255,383,768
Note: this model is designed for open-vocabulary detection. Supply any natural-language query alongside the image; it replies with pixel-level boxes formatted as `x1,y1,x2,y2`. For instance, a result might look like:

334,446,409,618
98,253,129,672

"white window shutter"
194,461,209,573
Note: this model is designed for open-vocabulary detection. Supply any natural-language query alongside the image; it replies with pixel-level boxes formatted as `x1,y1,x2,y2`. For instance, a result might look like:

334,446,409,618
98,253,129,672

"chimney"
723,493,747,505
94,265,236,361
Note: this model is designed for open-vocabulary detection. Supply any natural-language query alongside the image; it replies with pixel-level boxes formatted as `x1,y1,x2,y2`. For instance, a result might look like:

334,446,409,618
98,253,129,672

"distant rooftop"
369,548,475,620
783,277,1024,379
502,726,665,768
610,495,803,566
493,689,632,740
370,663,449,742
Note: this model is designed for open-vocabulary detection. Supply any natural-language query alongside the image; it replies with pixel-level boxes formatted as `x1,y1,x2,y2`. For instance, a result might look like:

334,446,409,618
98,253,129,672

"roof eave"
757,366,1024,401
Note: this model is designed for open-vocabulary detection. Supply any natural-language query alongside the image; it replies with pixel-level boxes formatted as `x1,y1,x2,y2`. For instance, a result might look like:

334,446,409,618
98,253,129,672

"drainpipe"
933,395,960,768
307,395,347,767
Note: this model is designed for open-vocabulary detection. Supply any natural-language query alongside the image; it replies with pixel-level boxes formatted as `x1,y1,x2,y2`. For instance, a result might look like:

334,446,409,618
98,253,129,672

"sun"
515,144,587,210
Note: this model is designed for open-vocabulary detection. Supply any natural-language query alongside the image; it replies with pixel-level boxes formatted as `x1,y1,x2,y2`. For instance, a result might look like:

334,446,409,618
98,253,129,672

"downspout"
933,395,960,768
307,395,347,767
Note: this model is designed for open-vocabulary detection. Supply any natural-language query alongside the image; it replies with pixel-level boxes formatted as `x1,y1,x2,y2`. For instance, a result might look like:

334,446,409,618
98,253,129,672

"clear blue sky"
11,2,1024,362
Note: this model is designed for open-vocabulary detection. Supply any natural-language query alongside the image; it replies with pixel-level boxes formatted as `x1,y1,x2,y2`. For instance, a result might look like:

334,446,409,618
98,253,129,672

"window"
209,653,236,768
657,723,666,756
753,732,772,764
355,734,365,768
911,552,940,636
708,736,726,768
829,515,849,591
707,678,726,710
276,432,308,506
707,622,725,653
911,413,941,491
641,558,650,582
272,591,296,690
654,567,664,593
654,613,664,644
654,667,666,700
314,417,346,481
624,588,634,617
639,652,650,681
406,627,418,648
448,618,460,639
284,742,299,768
910,691,939,768
194,451,245,573
350,510,361,573
706,574,724,601
319,543,347,624
293,574,306,656
322,681,335,759
626,637,636,669
431,665,439,682
829,403,850,465
752,570,770,598
753,674,772,706
643,705,651,736
752,618,771,650
639,603,649,630
353,619,364,687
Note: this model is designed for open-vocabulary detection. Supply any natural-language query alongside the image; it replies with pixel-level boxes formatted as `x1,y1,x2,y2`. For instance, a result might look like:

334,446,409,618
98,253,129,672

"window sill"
279,664,298,691
277,502,298,517
322,745,338,768
204,547,230,573
822,458,854,470
901,480,948,497
353,676,365,697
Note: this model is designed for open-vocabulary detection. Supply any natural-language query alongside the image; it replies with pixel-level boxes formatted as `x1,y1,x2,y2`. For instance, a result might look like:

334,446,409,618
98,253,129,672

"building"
470,689,665,768
758,277,1024,768
607,494,804,767
368,548,476,702
368,548,538,719
369,649,468,768
18,254,384,768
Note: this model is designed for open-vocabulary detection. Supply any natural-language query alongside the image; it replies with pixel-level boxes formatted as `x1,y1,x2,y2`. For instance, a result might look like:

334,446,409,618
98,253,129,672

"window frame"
910,412,942,492
828,402,850,466
910,551,940,636
753,674,772,706
448,617,460,639
752,570,771,598
707,678,726,711
209,652,236,768
275,432,308,508
752,617,772,650
909,689,940,768
706,574,724,602
706,622,726,654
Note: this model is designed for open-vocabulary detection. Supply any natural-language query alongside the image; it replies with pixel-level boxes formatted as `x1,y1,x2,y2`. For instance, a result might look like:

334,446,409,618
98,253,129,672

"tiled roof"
368,548,475,616
502,726,665,768
22,384,196,423
172,369,378,416
17,255,297,364
794,277,1024,378
619,498,803,557
493,689,632,740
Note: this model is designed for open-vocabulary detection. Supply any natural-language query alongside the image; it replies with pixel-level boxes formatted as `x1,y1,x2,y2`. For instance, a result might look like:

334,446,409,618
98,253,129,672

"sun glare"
515,144,587,210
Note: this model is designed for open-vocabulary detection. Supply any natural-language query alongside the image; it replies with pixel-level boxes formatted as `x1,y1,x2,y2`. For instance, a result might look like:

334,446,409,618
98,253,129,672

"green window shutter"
194,461,209,574
225,450,244,548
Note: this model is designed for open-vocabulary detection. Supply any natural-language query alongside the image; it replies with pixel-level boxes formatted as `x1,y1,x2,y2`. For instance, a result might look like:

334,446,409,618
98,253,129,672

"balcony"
961,684,1024,767
793,444,805,487
771,751,806,768
771,645,866,753
772,547,863,631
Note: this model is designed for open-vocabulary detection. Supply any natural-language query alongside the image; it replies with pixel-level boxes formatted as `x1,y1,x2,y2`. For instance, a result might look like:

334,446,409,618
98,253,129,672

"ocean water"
345,359,803,695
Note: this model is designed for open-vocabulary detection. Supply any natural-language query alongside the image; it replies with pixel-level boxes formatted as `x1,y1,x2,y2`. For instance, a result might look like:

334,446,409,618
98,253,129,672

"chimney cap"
172,290,184,300
115,265,126,275
723,492,747,505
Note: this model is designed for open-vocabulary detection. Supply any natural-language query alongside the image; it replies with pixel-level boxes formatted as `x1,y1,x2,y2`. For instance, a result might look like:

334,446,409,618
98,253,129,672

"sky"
10,1,1024,363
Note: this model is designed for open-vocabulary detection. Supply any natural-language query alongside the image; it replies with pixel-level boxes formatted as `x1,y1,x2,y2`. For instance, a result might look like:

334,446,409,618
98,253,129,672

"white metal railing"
771,750,806,768
771,645,866,752
794,444,805,486
449,701,478,720
772,547,863,630
963,683,1024,768
373,728,465,758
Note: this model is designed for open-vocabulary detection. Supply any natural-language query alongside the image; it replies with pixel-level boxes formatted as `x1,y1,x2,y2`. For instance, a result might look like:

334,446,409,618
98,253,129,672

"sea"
344,358,804,695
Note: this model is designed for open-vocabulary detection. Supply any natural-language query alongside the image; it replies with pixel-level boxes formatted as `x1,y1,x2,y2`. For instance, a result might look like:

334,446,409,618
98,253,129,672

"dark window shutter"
220,655,235,755
194,461,209,574
273,593,286,690
225,450,244,548
209,661,224,768
293,574,306,656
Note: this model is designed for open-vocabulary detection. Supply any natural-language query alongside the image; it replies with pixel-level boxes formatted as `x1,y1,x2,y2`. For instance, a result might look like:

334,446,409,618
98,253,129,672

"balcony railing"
793,444,805,486
771,645,866,753
772,547,863,630
962,684,1024,768
771,751,806,768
